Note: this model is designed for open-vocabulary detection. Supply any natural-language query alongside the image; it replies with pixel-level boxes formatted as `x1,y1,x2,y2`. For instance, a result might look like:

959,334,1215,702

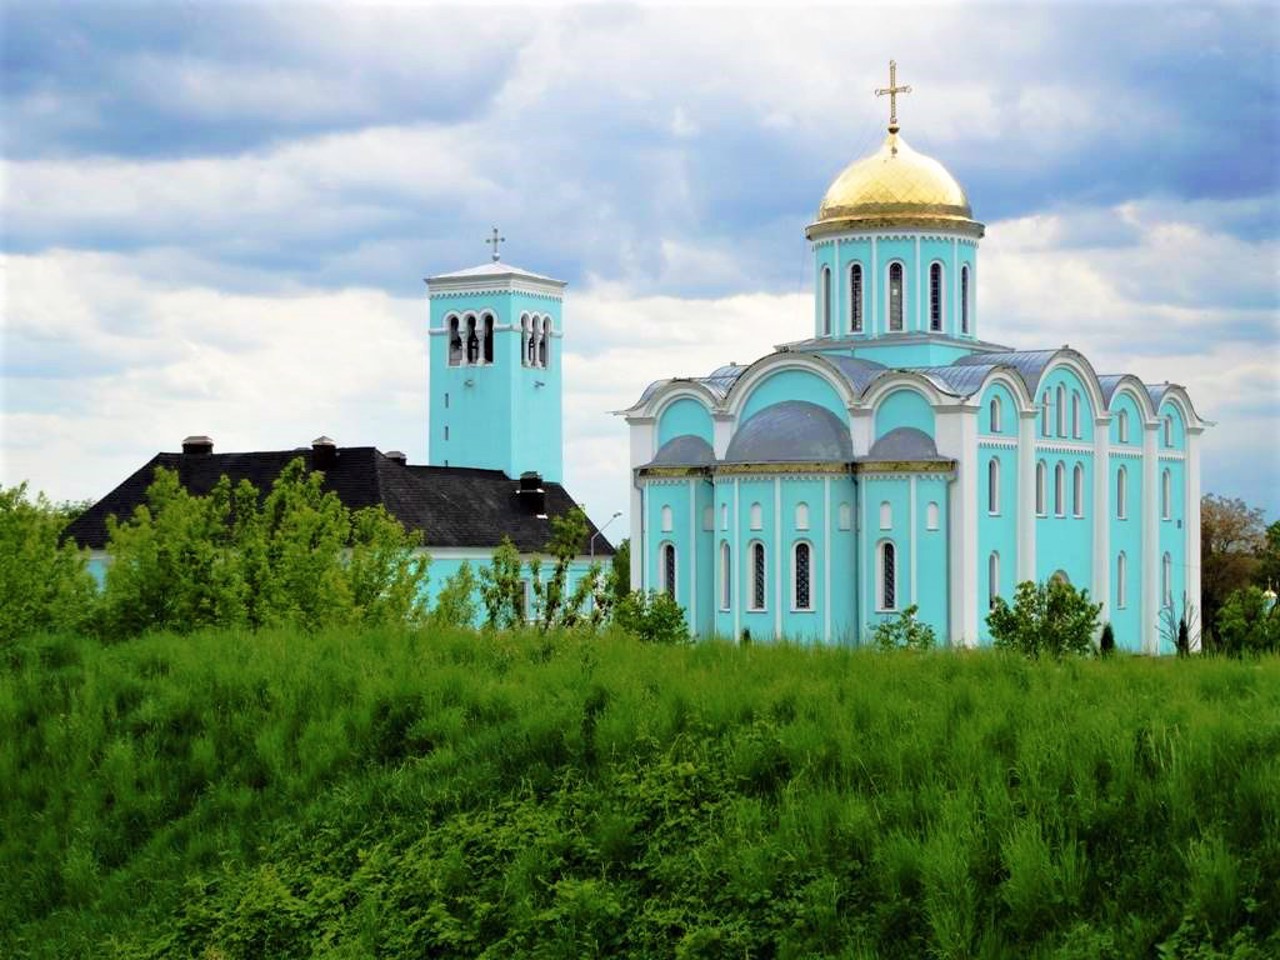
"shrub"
870,604,936,651
431,561,478,629
613,590,689,644
1099,622,1116,657
1215,586,1280,656
986,579,1102,658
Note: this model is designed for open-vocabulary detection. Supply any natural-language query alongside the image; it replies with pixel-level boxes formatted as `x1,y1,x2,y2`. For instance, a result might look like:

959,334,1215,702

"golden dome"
807,131,983,239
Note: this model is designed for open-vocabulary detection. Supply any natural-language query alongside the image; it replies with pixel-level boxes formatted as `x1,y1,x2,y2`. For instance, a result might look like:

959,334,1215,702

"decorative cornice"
430,285,563,302
853,459,956,475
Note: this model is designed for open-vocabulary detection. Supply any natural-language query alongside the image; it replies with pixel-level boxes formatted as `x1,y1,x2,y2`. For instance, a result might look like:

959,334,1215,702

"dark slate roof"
63,446,613,555
647,434,716,467
863,427,947,461
821,355,887,396
724,401,853,462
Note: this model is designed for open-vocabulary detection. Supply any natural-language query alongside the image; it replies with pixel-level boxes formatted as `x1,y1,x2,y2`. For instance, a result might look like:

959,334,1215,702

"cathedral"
620,64,1205,653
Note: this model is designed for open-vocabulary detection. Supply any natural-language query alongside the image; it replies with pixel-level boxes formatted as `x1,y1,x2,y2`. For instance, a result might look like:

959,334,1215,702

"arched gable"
1039,352,1107,433
870,383,936,440
978,372,1027,437
657,396,714,446
1108,383,1149,447
726,354,856,423
632,379,722,420
1157,396,1189,450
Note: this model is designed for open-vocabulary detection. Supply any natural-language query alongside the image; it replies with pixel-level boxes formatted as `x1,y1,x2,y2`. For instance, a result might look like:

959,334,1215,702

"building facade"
621,74,1204,653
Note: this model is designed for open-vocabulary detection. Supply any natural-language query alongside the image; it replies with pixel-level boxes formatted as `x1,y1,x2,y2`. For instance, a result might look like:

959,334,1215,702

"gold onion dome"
806,130,984,240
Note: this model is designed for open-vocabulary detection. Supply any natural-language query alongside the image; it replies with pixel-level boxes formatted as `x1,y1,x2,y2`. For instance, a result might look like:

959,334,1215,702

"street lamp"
590,511,623,558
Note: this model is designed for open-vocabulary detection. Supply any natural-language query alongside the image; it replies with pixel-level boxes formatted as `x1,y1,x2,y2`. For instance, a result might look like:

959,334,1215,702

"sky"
3,0,1279,539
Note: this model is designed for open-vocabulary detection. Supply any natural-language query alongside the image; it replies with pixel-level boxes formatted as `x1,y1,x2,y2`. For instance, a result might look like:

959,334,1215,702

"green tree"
1099,622,1116,656
0,483,98,642
1215,585,1280,656
869,604,937,651
986,579,1102,659
479,537,526,630
431,561,479,629
1256,520,1280,593
1200,494,1267,650
611,538,631,602
537,507,589,631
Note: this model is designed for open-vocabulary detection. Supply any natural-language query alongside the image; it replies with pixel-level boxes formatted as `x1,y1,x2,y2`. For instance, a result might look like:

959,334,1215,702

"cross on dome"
875,59,912,134
485,226,506,262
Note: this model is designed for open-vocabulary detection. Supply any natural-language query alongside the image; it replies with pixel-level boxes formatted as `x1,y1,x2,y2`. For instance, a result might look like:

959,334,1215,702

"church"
66,235,613,616
620,63,1205,653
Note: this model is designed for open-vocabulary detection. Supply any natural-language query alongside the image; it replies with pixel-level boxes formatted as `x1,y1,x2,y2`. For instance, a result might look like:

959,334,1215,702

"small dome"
866,427,944,461
807,131,982,239
725,401,852,463
649,434,715,467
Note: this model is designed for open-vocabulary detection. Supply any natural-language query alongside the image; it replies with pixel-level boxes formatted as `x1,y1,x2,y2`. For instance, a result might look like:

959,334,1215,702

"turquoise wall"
977,444,1017,643
739,369,847,423
1036,367,1095,443
1109,391,1144,448
912,475,950,638
658,397,714,446
1108,452,1144,652
1035,452,1094,589
979,383,1017,437
874,387,935,439
736,477,775,641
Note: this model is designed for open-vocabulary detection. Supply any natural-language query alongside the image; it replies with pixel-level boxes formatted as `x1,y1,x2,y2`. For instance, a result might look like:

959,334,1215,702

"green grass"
3,629,1278,958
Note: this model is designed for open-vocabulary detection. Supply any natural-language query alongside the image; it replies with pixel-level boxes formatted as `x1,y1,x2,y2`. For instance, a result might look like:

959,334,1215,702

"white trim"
733,478,741,640
688,478,697,630
824,477,832,642
1185,427,1202,650
774,478,783,637
1018,411,1037,584
1142,422,1159,653
1093,414,1111,619
914,235,922,332
909,475,918,606
870,237,879,335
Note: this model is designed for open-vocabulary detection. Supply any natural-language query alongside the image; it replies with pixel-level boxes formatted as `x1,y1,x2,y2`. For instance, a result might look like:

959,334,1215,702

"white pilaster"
850,407,874,457
712,413,734,460
824,476,832,644
687,477,697,631
774,476,783,639
630,476,643,591
871,237,879,335
914,235,922,332
733,478,741,642
936,405,979,646
1186,425,1204,650
1142,422,1160,653
1017,411,1038,584
909,475,918,606
639,481,649,594
1092,415,1111,621
859,478,868,646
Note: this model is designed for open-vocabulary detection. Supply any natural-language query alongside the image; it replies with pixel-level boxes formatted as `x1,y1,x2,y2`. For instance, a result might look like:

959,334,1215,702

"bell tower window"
960,265,970,334
929,262,943,331
540,317,550,367
821,266,832,335
448,316,462,366
482,313,494,364
465,315,480,365
888,262,904,331
850,263,864,332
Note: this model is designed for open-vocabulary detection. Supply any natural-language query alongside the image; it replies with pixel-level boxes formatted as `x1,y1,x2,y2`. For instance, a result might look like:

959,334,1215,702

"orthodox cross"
485,226,506,262
875,59,911,134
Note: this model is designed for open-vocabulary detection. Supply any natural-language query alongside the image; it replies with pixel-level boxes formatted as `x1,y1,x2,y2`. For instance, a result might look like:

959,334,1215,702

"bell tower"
426,232,566,482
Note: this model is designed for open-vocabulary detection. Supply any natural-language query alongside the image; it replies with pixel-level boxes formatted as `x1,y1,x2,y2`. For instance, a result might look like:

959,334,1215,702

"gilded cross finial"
486,226,506,262
875,59,912,134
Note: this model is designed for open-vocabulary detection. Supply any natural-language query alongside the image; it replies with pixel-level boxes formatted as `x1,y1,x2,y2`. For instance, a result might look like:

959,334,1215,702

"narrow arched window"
528,317,539,366
1055,385,1066,437
448,316,462,366
879,501,892,530
751,542,766,610
702,506,714,531
929,262,943,331
520,316,530,367
1054,461,1066,516
1041,392,1051,436
466,315,480,365
794,502,809,530
926,501,939,530
720,542,731,610
793,542,812,610
721,503,728,530
1117,409,1129,443
988,551,1000,608
1161,468,1172,520
878,541,896,610
1162,552,1173,607
821,266,832,335
1116,467,1128,520
660,504,673,533
960,265,970,334
888,262,904,331
1163,415,1173,447
749,502,763,531
1073,463,1084,517
1071,391,1081,438
988,457,1001,514
849,263,864,332
1116,552,1127,609
1036,461,1047,515
838,502,852,531
990,395,1003,434
539,317,549,367
482,313,494,364
662,543,677,600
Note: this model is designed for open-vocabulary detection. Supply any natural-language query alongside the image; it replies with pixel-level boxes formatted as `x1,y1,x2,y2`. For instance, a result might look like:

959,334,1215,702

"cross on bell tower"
875,59,912,134
485,226,506,262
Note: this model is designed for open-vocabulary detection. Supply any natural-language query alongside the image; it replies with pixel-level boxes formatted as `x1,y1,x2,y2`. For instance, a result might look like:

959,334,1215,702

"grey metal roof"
954,350,1058,394
1147,383,1171,409
1096,375,1125,405
724,401,853,463
647,434,716,467
913,363,997,398
821,355,888,397
864,427,946,461
427,261,564,284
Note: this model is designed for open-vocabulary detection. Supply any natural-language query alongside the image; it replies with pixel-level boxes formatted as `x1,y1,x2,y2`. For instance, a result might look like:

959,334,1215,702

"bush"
986,579,1102,658
1099,622,1116,657
0,483,97,642
1216,586,1280,656
870,604,936,651
612,590,688,644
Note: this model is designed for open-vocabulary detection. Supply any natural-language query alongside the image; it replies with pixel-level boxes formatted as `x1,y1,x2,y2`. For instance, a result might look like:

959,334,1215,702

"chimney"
516,471,547,518
182,435,213,455
312,435,337,468
384,450,408,466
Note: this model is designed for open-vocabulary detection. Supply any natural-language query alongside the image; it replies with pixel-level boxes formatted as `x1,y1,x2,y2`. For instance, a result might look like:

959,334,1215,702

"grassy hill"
3,628,1277,958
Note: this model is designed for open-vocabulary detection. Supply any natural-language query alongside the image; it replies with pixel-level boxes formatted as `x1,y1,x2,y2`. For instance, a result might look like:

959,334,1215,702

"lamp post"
590,511,623,558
